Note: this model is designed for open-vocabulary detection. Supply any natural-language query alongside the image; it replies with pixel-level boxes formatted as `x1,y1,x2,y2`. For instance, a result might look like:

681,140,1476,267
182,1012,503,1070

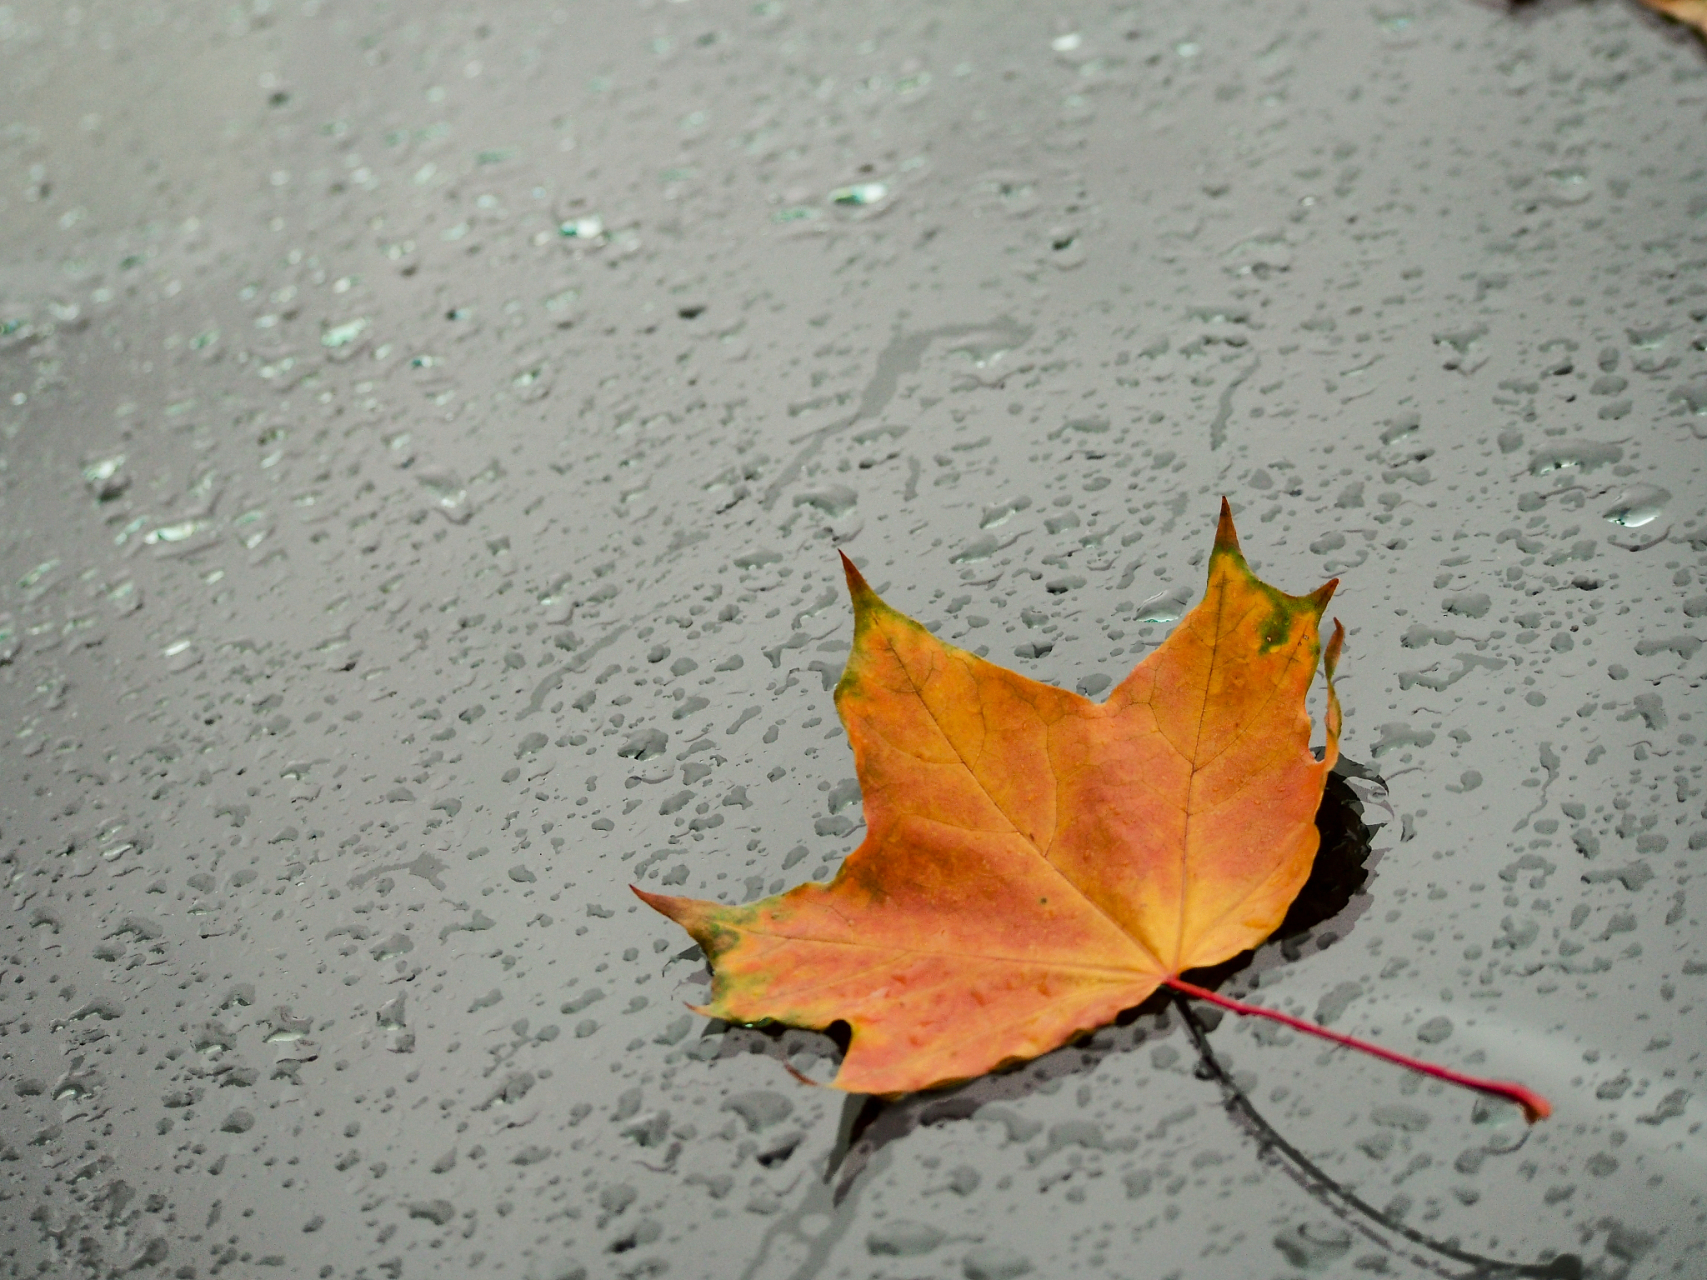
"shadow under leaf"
697,761,1579,1279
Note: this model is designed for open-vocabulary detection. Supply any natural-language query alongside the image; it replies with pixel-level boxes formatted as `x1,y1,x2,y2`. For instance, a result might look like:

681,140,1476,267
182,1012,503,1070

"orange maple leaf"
638,501,1548,1120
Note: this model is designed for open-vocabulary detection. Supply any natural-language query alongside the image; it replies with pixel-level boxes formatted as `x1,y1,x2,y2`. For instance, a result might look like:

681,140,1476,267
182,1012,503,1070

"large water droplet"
1527,441,1623,475
1135,586,1192,623
1602,484,1669,528
793,484,858,517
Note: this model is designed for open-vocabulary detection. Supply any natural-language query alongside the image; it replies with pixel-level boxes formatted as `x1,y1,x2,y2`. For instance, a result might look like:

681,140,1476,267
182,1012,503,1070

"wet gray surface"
0,0,1704,1276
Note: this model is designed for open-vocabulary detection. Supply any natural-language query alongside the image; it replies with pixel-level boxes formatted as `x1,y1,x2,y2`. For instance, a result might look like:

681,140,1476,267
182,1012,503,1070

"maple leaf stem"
1163,977,1552,1123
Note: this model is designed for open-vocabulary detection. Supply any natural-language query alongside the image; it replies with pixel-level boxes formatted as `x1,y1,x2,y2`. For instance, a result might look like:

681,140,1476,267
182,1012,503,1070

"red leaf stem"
1164,976,1552,1123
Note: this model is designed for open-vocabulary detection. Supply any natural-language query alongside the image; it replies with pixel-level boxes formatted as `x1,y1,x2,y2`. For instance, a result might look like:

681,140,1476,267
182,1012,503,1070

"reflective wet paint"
0,1,1702,1277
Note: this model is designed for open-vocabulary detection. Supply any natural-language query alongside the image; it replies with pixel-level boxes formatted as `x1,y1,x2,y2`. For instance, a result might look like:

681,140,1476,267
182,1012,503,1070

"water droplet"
1415,1015,1453,1044
1135,586,1191,623
793,484,858,517
1602,484,1669,528
1669,381,1707,415
951,534,1001,564
161,639,201,672
869,1221,945,1256
1442,592,1490,619
558,214,603,239
143,519,207,545
1527,440,1623,476
81,455,128,500
829,182,888,206
416,466,472,523
963,1244,1034,1280
1076,673,1111,698
320,316,369,348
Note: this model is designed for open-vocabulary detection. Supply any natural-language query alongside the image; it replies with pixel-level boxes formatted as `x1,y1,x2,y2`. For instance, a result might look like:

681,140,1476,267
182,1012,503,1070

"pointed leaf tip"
839,550,879,609
631,884,694,925
1307,577,1340,617
1213,497,1242,558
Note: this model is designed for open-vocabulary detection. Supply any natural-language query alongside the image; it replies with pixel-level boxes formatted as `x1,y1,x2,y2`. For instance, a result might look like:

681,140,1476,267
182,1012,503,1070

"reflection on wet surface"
0,0,1703,1276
